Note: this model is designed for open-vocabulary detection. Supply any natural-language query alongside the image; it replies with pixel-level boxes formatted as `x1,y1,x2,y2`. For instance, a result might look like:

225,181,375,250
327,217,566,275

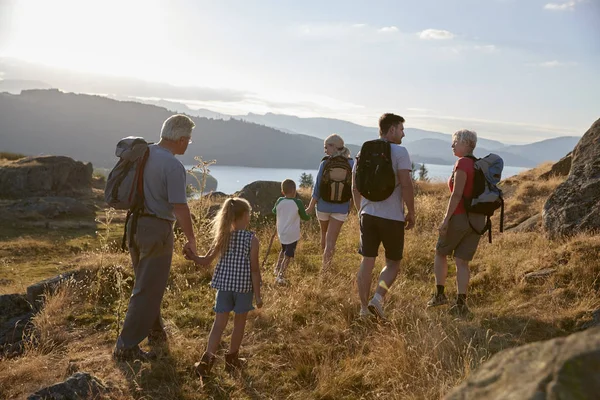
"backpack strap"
121,148,150,252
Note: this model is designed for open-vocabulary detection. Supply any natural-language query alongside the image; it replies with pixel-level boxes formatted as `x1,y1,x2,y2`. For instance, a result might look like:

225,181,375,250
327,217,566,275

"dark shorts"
436,213,486,261
213,290,255,314
281,241,298,258
359,214,405,261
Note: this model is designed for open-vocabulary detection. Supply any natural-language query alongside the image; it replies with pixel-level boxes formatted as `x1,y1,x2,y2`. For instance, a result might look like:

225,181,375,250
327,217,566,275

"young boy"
272,179,310,285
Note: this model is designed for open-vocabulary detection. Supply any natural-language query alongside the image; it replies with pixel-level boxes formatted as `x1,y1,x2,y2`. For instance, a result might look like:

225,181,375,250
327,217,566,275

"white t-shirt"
356,142,412,222
273,197,310,245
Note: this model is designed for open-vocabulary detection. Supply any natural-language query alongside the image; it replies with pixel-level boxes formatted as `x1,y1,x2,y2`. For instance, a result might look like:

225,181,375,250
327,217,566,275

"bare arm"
172,203,197,255
443,169,467,224
250,236,263,308
351,166,362,213
398,169,415,230
306,197,317,213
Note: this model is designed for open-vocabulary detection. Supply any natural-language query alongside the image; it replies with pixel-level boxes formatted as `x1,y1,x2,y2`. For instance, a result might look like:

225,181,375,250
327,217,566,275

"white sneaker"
368,297,385,320
275,276,287,286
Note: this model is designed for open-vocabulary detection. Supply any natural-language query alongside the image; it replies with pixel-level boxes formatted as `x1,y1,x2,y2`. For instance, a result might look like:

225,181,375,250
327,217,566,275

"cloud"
418,29,455,40
473,44,498,53
525,60,578,67
378,26,399,33
544,0,580,11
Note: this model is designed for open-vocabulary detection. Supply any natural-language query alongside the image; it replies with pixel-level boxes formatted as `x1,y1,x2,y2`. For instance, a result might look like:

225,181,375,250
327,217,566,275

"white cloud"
378,26,399,33
473,44,497,53
544,0,581,11
526,60,578,67
418,29,455,40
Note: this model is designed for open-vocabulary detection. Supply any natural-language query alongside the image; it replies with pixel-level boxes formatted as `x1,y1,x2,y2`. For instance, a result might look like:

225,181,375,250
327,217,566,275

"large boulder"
543,119,600,238
27,372,110,400
0,155,93,198
1,196,95,220
235,181,283,217
445,327,600,400
540,152,572,180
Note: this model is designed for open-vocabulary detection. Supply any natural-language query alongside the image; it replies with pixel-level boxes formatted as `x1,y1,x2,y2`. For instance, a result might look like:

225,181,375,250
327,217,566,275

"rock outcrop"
543,118,600,238
1,197,95,220
27,372,110,400
235,181,283,217
445,327,600,400
0,294,33,356
540,152,572,180
0,155,93,198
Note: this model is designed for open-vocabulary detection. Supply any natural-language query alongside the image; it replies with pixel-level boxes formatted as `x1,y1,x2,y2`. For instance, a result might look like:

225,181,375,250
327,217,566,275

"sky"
0,0,599,143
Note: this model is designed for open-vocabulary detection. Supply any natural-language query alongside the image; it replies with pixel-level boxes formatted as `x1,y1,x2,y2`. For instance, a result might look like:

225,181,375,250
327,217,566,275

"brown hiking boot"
194,352,215,378
224,351,247,373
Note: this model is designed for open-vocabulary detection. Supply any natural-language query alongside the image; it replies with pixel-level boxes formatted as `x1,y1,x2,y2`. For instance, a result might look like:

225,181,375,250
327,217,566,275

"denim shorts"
213,290,255,314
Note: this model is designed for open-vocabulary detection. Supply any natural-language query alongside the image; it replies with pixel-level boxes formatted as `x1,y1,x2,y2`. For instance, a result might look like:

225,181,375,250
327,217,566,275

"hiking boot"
368,297,385,320
224,351,247,373
449,303,472,318
427,293,449,308
275,276,287,286
148,329,168,346
113,346,157,362
194,352,215,378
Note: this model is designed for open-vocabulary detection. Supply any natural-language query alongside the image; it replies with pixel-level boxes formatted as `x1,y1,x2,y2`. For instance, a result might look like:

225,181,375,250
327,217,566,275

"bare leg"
319,219,329,252
374,258,401,298
455,257,470,295
357,257,376,311
278,256,292,279
206,312,229,355
229,312,248,354
322,218,344,272
274,250,285,276
434,252,449,286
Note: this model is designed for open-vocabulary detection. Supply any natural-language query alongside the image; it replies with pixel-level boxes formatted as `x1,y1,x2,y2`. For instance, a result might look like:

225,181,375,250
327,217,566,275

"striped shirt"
211,230,254,293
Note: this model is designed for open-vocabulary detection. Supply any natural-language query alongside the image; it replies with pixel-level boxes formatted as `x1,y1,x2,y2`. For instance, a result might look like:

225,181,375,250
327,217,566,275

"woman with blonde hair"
306,134,354,273
427,129,486,316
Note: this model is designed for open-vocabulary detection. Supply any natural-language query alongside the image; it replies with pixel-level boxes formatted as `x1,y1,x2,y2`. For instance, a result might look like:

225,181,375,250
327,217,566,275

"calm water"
187,164,529,195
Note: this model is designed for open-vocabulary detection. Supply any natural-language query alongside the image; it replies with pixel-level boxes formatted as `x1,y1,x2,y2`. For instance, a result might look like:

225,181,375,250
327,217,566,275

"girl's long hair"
325,134,351,158
211,197,252,258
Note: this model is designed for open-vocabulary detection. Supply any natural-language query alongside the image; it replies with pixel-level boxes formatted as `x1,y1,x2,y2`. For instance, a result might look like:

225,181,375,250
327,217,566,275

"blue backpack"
464,154,505,243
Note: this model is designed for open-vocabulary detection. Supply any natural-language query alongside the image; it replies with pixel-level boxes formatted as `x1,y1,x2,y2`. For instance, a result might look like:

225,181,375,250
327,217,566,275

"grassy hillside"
1,164,599,399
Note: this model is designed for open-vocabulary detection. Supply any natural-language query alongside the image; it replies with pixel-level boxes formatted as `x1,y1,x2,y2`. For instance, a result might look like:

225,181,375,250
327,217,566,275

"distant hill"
0,79,53,94
502,136,580,165
0,89,359,169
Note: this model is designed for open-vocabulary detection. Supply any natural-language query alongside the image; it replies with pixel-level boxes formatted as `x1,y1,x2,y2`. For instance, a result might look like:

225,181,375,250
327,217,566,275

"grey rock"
27,273,75,309
540,152,572,180
235,180,284,217
445,327,600,400
27,372,110,400
0,155,92,199
543,118,600,238
4,196,95,219
507,214,541,233
0,294,33,349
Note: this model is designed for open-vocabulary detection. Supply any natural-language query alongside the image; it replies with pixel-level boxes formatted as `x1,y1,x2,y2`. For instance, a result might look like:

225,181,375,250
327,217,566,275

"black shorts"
281,241,298,258
359,214,405,261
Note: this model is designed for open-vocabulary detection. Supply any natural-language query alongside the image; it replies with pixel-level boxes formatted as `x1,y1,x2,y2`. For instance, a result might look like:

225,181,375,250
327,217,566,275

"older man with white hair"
427,129,486,316
114,114,197,361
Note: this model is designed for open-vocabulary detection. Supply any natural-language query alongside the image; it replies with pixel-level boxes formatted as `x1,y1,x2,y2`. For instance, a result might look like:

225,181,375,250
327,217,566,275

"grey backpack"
104,137,150,210
104,137,150,250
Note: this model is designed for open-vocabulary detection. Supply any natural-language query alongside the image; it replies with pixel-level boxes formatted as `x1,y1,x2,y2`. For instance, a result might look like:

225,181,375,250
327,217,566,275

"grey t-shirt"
143,144,187,221
356,142,412,222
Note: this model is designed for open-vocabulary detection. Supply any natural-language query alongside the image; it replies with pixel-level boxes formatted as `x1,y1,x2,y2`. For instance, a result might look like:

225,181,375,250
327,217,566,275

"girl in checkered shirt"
185,197,263,377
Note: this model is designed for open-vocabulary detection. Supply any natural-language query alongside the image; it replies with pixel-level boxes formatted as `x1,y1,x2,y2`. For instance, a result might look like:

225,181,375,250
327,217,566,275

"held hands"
305,205,315,215
183,241,197,258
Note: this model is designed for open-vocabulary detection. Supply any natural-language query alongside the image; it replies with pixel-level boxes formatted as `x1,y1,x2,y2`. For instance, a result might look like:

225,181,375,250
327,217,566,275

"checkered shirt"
211,230,254,293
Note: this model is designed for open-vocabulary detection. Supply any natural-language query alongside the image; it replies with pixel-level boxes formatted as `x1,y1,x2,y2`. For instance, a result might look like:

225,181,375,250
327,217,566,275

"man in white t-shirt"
352,113,415,319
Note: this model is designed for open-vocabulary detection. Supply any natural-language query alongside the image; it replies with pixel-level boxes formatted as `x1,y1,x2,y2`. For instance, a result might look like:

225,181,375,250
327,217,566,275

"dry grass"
1,167,599,399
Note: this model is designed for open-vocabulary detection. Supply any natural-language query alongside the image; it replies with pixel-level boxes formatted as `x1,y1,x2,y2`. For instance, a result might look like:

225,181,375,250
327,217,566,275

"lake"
187,164,529,195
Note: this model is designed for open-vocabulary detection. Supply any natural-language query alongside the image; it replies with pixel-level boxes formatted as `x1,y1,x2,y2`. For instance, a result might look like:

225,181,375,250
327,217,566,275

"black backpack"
355,139,396,202
319,155,353,203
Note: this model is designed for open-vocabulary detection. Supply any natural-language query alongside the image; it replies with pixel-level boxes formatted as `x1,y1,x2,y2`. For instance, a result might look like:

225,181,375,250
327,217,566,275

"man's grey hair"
160,114,196,141
452,129,477,150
